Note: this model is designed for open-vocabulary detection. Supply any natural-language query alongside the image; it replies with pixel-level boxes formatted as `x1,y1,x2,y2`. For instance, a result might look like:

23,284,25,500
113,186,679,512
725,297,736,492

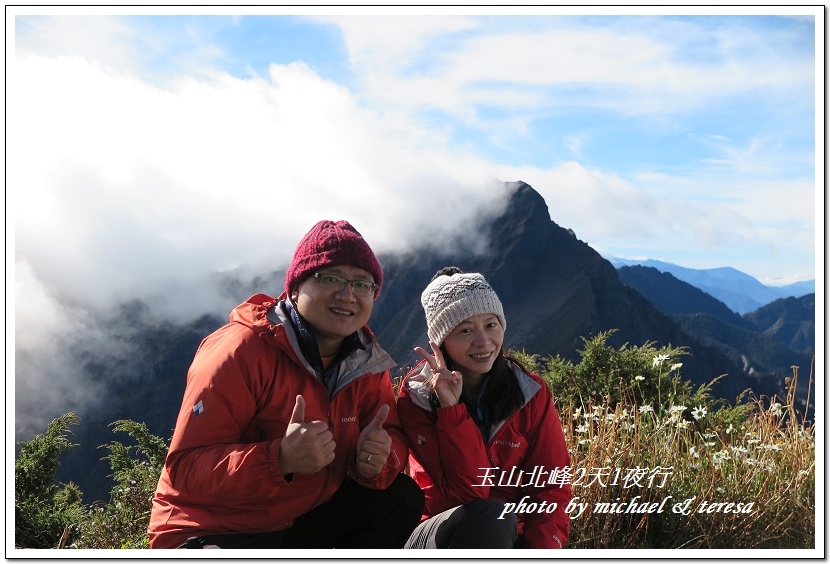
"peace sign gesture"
414,341,463,408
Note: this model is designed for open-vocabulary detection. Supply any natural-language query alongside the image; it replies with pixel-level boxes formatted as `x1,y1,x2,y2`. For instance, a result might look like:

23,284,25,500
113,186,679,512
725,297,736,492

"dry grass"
558,366,815,549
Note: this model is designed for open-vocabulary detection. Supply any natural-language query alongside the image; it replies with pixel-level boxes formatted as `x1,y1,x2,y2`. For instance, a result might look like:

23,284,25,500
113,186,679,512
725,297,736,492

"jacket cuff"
436,402,468,421
267,438,291,486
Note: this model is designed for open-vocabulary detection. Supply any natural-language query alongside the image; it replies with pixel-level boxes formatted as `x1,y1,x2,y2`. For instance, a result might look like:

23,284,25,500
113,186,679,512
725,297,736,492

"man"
148,220,424,549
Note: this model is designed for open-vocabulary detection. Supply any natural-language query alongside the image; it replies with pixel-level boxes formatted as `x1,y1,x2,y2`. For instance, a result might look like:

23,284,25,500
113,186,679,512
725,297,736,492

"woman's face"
442,313,504,379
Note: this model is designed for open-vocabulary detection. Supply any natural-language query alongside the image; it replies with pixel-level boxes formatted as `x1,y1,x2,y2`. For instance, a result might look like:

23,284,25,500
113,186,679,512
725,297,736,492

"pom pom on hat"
420,268,506,345
284,220,383,299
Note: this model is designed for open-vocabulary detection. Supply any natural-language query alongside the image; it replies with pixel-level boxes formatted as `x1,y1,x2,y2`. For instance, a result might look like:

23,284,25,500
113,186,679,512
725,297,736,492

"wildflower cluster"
520,337,815,550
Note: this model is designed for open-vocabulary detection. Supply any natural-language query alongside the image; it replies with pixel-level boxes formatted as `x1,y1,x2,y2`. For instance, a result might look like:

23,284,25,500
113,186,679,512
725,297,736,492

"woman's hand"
415,341,463,408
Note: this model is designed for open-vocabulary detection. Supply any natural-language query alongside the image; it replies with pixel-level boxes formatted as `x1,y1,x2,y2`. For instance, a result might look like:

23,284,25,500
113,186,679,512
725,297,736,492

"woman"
398,267,572,549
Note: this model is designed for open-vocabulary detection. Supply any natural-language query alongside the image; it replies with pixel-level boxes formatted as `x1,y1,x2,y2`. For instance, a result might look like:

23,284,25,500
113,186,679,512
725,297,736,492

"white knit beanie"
421,271,506,345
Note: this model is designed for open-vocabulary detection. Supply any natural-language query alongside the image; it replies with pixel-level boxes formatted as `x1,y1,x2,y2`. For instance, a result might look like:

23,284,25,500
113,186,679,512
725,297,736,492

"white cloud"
327,16,814,122
15,16,140,72
9,54,506,314
14,259,108,437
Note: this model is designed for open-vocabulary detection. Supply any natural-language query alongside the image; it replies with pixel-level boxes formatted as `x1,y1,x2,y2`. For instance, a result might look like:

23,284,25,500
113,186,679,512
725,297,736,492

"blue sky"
9,8,821,325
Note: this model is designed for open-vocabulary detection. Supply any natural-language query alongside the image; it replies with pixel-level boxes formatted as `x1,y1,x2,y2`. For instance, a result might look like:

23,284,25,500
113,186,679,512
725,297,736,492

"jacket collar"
405,359,541,441
267,298,396,396
282,296,365,381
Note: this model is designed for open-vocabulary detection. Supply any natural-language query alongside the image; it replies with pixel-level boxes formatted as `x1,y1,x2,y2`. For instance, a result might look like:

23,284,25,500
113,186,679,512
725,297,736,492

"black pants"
404,498,519,549
183,473,424,549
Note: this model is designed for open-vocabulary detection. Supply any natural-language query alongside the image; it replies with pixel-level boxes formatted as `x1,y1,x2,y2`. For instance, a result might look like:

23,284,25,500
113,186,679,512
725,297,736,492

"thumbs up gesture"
355,404,392,478
279,395,336,476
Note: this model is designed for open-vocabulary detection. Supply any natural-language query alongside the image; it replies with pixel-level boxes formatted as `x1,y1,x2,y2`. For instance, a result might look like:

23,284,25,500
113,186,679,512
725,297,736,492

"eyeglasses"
312,272,379,297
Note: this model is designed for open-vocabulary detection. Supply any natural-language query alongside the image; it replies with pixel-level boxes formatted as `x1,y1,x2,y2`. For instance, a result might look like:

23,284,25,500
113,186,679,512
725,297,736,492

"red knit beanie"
284,220,383,299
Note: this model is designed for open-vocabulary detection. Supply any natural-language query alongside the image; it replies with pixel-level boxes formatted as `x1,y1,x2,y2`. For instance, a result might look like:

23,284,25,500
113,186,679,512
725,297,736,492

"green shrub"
75,420,168,549
14,412,85,548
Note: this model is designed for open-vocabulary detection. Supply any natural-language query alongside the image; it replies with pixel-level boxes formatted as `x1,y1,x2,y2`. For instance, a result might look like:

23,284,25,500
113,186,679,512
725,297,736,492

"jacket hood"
228,293,281,342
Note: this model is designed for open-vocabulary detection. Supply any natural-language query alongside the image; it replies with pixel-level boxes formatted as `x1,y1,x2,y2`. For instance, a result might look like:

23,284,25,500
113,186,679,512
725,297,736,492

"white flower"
578,439,592,445
691,405,707,420
763,444,782,452
670,363,683,372
677,420,691,429
573,407,583,417
668,405,687,423
576,424,589,434
731,445,749,456
725,424,734,435
652,354,670,367
690,446,700,458
634,375,645,382
639,404,654,414
713,450,730,466
769,402,783,416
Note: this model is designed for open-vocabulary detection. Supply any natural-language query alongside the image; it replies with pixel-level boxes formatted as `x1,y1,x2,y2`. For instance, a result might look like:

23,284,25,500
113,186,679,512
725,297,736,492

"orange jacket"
148,294,407,549
397,360,572,549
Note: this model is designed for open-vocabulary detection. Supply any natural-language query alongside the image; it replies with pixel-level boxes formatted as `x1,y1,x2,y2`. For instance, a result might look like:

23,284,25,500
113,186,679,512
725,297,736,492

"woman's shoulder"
506,358,548,400
398,361,434,409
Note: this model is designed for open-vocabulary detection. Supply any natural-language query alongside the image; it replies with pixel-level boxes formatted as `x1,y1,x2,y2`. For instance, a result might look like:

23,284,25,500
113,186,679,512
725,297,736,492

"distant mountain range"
48,180,815,504
617,265,814,384
606,258,815,314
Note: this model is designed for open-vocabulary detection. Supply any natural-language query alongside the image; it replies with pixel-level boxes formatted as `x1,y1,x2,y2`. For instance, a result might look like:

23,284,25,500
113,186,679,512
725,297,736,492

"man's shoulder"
200,298,289,355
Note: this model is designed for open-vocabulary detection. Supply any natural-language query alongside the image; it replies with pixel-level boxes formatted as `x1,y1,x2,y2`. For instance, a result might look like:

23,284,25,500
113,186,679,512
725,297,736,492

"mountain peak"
502,180,551,225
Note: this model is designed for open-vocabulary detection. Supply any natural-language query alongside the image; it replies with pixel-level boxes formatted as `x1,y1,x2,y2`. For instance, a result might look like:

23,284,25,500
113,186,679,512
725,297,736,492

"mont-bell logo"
341,415,357,423
494,439,520,448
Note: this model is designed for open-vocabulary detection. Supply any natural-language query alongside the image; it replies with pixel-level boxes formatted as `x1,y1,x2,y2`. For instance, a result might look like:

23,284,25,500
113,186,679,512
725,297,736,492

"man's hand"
279,395,336,476
355,404,392,479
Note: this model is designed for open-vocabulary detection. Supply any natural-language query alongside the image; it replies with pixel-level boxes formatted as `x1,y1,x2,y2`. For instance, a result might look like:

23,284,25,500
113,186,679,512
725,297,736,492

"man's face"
291,264,375,351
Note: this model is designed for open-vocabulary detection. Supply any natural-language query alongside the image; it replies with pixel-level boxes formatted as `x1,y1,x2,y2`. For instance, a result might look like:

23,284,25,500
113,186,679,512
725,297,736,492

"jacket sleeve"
514,382,572,549
347,370,410,489
397,367,494,510
163,326,291,500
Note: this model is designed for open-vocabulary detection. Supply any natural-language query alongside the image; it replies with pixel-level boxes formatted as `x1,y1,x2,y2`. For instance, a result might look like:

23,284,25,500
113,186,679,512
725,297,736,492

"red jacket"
149,294,408,549
397,359,572,549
